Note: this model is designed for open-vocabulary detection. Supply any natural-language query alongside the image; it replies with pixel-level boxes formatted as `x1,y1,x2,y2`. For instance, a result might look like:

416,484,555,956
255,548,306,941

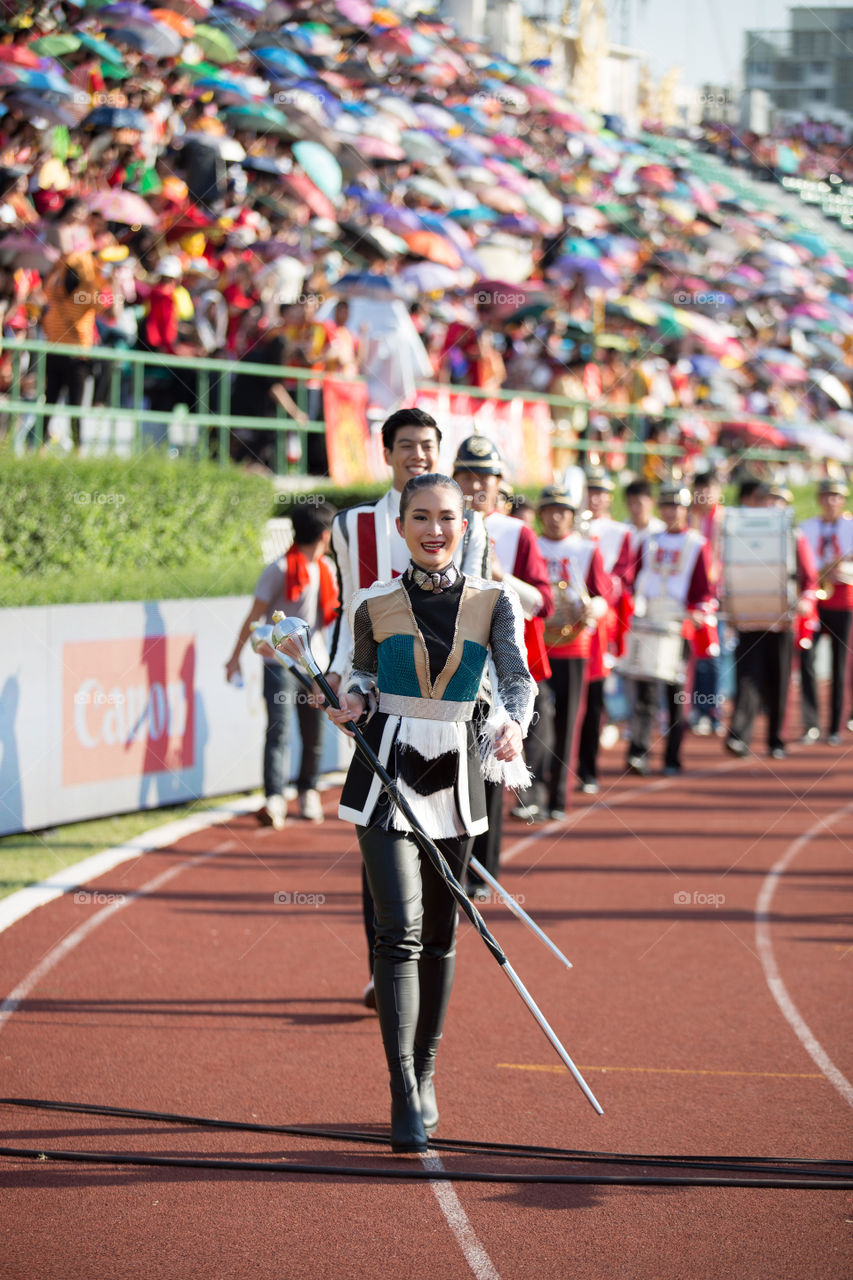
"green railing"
0,338,330,475
0,337,822,476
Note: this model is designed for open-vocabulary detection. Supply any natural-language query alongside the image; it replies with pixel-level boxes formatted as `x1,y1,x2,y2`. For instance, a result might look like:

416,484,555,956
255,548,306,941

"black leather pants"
357,818,472,1142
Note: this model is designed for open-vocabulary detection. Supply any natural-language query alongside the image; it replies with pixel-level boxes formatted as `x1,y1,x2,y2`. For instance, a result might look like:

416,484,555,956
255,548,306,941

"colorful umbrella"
4,68,74,98
3,93,78,127
375,96,419,127
253,46,312,77
103,21,183,57
335,0,372,24
400,262,467,292
282,172,337,221
29,34,81,57
155,0,211,16
292,141,342,201
76,32,125,64
403,230,462,269
193,75,258,102
351,135,404,162
150,8,196,35
223,104,292,135
85,189,159,225
0,45,42,69
399,130,447,165
192,23,239,63
82,105,149,131
0,231,59,274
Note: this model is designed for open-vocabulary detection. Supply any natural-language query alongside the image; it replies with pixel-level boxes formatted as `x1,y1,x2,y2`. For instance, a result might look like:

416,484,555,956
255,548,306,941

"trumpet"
544,556,593,647
816,552,853,600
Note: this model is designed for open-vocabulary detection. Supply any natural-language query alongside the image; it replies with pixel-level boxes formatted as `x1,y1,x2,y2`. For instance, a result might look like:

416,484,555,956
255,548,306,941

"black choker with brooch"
407,561,460,593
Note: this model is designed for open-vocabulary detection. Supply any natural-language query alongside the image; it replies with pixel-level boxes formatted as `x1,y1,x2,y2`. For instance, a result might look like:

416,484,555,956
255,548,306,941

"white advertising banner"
0,597,345,837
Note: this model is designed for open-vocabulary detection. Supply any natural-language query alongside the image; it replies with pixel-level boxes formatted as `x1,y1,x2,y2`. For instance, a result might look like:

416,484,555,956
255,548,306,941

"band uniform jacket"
338,572,535,840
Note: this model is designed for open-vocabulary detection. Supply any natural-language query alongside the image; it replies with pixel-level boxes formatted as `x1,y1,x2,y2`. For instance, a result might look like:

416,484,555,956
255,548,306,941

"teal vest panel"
377,635,421,697
442,640,487,702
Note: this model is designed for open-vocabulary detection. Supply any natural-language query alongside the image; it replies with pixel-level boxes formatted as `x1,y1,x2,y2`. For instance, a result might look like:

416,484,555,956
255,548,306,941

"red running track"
1,730,852,1279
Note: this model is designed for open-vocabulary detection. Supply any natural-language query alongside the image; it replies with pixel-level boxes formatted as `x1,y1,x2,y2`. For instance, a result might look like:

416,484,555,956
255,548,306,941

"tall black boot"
413,954,455,1134
372,955,428,1153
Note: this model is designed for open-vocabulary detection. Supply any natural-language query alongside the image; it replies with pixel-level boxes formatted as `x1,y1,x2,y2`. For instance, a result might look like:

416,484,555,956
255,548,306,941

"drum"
721,507,795,630
619,618,685,683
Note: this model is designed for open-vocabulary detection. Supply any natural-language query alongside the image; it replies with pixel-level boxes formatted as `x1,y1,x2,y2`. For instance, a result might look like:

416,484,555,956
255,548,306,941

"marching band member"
625,477,665,553
452,436,552,884
576,466,634,794
725,482,817,759
625,483,714,776
521,484,611,819
799,478,853,744
327,407,490,1007
688,469,725,736
326,473,535,1152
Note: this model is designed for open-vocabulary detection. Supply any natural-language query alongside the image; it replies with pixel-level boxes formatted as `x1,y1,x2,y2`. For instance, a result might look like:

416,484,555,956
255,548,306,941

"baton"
271,613,603,1116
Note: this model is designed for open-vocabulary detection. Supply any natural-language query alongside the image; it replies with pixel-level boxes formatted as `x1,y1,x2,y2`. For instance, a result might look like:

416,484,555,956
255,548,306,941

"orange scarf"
285,546,339,627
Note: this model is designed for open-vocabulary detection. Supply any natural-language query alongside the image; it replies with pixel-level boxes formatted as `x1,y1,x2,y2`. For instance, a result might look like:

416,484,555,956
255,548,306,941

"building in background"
442,0,643,129
744,7,853,126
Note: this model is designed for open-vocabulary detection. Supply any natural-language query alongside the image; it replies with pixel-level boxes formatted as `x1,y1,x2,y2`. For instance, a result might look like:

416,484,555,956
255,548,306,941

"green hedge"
0,455,274,607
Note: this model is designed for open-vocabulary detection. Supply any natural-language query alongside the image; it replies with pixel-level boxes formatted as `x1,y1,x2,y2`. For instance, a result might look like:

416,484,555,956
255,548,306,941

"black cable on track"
1,1146,851,1188
1,1098,850,1189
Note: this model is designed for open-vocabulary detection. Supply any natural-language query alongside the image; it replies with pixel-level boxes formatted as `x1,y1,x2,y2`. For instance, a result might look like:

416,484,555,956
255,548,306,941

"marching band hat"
538,484,578,511
658,483,692,507
767,481,794,504
818,477,849,497
585,465,614,493
453,435,503,475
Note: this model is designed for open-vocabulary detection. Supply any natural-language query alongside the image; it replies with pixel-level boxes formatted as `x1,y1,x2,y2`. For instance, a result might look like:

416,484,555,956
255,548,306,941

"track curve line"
754,799,853,1110
0,839,238,1034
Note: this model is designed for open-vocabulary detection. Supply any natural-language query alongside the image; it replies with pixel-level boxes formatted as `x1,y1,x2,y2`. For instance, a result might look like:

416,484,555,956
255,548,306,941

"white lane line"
754,800,853,1109
421,1152,500,1280
0,797,260,935
0,840,237,1034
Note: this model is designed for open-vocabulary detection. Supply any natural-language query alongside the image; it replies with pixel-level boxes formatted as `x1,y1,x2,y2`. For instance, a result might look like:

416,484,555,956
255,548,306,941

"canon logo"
73,677,188,748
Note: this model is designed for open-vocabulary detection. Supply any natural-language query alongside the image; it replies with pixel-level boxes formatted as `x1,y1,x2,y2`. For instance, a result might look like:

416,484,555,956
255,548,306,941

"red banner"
414,389,552,486
323,377,385,484
322,381,554,487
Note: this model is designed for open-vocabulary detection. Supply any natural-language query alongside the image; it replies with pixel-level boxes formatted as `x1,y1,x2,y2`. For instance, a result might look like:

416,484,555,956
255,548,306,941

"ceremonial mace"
270,613,604,1116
